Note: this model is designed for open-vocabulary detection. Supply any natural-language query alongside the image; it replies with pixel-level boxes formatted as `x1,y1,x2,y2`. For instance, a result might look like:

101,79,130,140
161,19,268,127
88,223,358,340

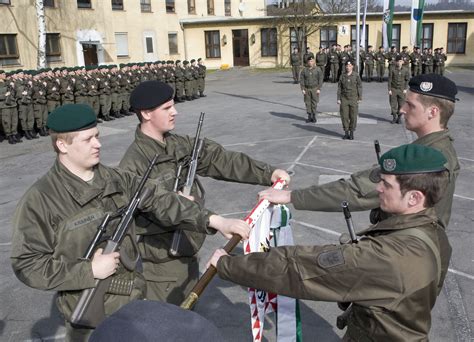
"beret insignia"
420,82,433,92
383,159,396,172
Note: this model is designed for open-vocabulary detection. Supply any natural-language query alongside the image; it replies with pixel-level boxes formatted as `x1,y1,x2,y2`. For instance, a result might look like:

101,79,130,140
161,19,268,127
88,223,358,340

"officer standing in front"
388,55,410,124
337,60,362,140
210,144,452,342
300,56,323,123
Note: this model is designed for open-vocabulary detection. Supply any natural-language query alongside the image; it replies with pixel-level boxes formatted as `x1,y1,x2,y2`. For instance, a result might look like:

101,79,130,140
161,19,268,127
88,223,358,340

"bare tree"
35,0,47,68
316,0,380,13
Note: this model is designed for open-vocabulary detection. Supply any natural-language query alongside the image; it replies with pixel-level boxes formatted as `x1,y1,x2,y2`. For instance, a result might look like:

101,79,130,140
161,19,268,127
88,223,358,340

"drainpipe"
180,21,188,60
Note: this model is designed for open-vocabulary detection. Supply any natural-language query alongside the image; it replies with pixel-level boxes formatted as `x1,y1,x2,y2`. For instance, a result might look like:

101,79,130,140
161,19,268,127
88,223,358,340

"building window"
225,0,231,16
207,0,214,15
77,0,92,9
261,28,277,57
112,0,123,10
290,27,306,54
391,24,401,51
46,33,61,56
205,30,221,58
168,33,178,54
44,0,55,7
115,32,129,57
188,0,196,14
0,0,11,4
140,0,151,12
146,37,154,53
0,34,19,66
350,25,369,50
447,23,467,54
166,0,175,13
421,23,433,49
320,26,337,48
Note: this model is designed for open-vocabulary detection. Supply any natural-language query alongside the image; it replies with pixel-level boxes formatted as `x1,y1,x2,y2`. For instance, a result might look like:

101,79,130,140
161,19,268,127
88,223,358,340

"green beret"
183,60,189,65
197,58,202,62
130,81,174,110
409,74,458,102
167,60,173,64
190,59,196,63
0,70,5,74
47,104,97,133
175,60,181,64
371,144,447,182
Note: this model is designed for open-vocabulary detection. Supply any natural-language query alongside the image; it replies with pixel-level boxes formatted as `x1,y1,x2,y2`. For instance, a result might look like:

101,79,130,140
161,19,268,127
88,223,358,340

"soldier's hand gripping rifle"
180,179,287,310
169,112,205,256
70,153,159,328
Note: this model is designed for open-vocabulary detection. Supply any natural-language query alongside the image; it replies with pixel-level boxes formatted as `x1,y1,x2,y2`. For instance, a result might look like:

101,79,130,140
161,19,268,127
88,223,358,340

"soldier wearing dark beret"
119,81,289,304
197,57,207,97
300,55,323,123
211,144,452,342
11,103,241,341
337,60,362,139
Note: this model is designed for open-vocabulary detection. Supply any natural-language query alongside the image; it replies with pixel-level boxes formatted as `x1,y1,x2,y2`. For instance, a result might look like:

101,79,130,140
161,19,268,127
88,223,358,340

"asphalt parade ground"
1,67,473,341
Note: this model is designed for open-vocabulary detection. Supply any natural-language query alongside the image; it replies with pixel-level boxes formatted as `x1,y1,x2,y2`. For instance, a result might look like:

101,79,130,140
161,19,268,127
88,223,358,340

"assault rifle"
70,153,159,328
169,112,205,256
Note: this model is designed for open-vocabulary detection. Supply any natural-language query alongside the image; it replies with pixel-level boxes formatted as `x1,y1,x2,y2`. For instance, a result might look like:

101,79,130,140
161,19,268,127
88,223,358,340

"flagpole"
356,0,361,70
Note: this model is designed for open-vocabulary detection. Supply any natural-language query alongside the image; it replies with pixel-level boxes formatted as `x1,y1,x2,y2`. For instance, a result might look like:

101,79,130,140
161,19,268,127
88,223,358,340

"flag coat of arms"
411,0,426,46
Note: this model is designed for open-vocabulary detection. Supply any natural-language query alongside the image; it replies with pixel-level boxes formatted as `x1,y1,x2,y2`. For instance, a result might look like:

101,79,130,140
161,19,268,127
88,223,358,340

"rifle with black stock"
70,153,159,328
180,179,287,310
169,112,205,256
374,139,381,161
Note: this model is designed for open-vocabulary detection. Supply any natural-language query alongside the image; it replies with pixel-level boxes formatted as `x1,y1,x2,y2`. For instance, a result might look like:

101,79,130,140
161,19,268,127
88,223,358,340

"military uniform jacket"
423,53,434,66
339,52,351,65
337,72,362,101
290,53,301,66
198,64,207,78
0,79,17,108
46,77,61,101
32,80,48,104
375,51,386,65
299,66,323,89
388,67,410,91
175,66,184,82
291,129,460,230
217,208,452,341
11,160,212,320
17,79,33,105
410,52,421,66
401,52,410,67
119,127,275,264
329,50,339,64
315,52,327,67
364,51,375,65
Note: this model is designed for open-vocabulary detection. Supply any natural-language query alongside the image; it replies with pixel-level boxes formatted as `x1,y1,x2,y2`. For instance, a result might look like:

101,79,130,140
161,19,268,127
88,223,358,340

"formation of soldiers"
291,44,448,84
0,58,207,145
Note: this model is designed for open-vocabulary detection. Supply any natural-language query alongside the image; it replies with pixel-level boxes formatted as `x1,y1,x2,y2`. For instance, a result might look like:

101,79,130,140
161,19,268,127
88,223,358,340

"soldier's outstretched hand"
271,169,291,185
209,215,250,240
207,248,229,269
258,188,292,204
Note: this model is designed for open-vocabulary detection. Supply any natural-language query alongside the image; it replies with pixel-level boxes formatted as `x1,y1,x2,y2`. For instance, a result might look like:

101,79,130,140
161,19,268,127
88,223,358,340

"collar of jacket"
358,207,438,236
134,125,177,164
412,129,453,147
53,159,123,206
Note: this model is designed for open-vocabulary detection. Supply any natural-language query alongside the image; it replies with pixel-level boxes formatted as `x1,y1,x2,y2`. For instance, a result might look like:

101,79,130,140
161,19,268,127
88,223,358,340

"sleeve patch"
317,249,345,269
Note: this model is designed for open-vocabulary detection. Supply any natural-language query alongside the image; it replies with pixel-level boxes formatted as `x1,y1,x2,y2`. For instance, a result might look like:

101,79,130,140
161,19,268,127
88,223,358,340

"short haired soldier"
300,56,323,123
388,55,410,124
337,61,362,140
210,144,452,341
290,47,301,83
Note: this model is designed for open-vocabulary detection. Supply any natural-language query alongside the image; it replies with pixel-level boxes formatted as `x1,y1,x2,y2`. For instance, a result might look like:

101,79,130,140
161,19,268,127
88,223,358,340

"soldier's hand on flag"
207,249,229,269
258,188,291,204
209,215,250,240
177,191,195,202
271,169,290,185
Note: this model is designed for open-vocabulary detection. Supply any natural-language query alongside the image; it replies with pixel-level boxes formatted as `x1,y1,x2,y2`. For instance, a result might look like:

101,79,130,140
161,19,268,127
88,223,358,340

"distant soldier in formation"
337,61,362,140
388,55,410,124
329,44,340,83
315,46,327,74
300,56,323,123
400,46,411,72
410,46,422,76
434,47,447,75
303,47,314,66
290,47,301,83
375,46,386,82
364,45,375,82
386,45,399,75
197,58,207,97
0,70,22,144
423,48,434,74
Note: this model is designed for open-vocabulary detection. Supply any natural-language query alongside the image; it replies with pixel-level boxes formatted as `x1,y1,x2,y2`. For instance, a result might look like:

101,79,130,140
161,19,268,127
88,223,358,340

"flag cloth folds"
411,0,425,46
360,0,369,49
382,0,395,49
244,204,302,342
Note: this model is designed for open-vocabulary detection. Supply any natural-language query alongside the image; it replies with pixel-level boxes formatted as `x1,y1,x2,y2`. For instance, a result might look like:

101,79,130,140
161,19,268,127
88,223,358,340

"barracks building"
0,0,473,70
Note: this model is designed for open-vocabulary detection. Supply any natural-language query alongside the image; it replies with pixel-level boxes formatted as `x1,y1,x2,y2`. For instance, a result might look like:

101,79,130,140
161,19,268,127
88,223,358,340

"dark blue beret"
409,74,458,102
130,81,174,110
47,104,97,132
89,300,223,342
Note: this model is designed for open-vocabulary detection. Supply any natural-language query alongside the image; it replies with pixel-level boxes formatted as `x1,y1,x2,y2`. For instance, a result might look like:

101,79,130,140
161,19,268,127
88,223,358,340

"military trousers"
192,80,199,97
47,100,60,114
99,94,112,118
61,95,74,105
424,65,433,74
389,88,406,117
0,107,18,135
75,95,88,106
291,65,300,82
18,104,34,130
376,64,385,81
111,93,120,112
331,63,339,82
303,88,319,119
435,65,445,75
122,92,131,112
166,82,176,96
364,64,374,81
89,95,100,116
175,82,184,99
198,78,205,94
412,65,422,76
339,97,358,131
33,103,48,128
184,82,192,98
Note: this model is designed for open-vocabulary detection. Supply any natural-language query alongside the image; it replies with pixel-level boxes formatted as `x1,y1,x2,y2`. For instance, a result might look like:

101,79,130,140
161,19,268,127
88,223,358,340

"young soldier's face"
146,99,177,134
400,91,431,134
59,127,101,170
376,174,410,214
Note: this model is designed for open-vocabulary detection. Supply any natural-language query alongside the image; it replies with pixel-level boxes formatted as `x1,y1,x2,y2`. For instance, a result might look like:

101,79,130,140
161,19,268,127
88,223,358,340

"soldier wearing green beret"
119,81,290,304
183,60,194,101
210,143,452,342
17,71,37,139
190,59,200,99
11,103,249,341
1,70,22,144
197,58,207,97
31,72,49,136
174,60,185,102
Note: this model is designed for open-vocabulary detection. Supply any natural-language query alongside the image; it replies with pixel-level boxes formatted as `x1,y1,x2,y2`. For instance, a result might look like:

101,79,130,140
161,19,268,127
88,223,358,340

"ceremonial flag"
244,205,302,342
360,0,368,49
411,0,425,46
382,0,395,49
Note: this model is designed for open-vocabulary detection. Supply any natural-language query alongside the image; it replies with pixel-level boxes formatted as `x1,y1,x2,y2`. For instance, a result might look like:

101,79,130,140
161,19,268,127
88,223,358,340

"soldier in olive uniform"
423,48,434,74
337,61,362,140
364,45,375,82
210,143,451,342
119,81,289,304
328,44,339,83
388,55,410,124
97,65,113,121
60,68,75,105
0,70,22,144
374,46,386,82
434,47,447,75
45,69,61,115
338,45,351,81
32,72,49,136
400,46,411,72
259,74,460,233
303,47,314,66
300,56,323,123
17,71,38,140
174,60,185,102
385,45,399,75
183,60,194,101
290,47,301,83
191,59,200,99
410,46,422,76
197,58,207,97
86,67,102,123
11,103,252,341
315,46,327,74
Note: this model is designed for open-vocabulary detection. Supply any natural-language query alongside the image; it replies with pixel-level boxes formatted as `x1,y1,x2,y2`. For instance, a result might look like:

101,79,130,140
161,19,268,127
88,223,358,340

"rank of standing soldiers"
0,58,207,145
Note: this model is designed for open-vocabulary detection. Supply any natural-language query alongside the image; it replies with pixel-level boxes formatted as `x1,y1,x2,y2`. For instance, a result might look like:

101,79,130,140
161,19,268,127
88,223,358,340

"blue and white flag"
411,0,426,46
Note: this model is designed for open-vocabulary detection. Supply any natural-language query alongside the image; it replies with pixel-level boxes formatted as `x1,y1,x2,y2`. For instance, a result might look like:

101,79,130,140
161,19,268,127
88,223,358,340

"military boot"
200,92,206,97
305,113,312,123
30,130,39,139
14,134,23,143
24,131,33,140
349,131,354,140
391,116,397,124
8,135,17,144
396,115,401,124
342,131,350,140
39,127,47,136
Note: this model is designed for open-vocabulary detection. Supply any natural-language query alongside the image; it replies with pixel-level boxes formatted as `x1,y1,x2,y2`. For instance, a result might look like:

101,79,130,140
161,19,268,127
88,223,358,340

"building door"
232,29,249,66
82,43,98,66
